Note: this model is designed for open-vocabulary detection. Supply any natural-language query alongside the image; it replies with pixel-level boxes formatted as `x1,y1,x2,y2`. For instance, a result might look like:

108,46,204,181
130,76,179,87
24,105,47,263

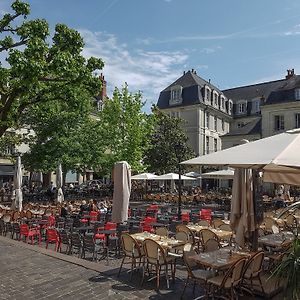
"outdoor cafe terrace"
0,199,299,299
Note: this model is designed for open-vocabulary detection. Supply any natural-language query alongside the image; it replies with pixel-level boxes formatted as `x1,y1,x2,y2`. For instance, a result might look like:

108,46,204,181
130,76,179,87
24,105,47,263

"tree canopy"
96,85,152,176
144,108,194,174
0,0,103,141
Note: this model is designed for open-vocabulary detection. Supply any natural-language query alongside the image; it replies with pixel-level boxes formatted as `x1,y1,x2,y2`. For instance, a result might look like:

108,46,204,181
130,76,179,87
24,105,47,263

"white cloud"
79,30,189,110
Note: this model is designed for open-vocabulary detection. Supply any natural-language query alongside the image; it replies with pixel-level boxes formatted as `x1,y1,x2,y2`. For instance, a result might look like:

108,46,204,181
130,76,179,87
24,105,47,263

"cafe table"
187,225,233,240
130,232,186,250
189,247,252,271
258,231,294,249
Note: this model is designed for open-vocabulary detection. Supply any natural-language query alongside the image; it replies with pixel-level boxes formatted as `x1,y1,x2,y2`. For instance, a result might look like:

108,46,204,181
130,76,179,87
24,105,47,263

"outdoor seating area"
1,198,298,298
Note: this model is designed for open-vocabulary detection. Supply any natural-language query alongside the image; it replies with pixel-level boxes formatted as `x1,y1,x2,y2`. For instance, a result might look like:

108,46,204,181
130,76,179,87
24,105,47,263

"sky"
2,0,300,111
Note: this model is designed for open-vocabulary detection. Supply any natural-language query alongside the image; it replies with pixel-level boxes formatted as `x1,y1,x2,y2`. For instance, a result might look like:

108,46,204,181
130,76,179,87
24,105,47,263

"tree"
96,85,151,175
144,108,194,174
0,0,103,140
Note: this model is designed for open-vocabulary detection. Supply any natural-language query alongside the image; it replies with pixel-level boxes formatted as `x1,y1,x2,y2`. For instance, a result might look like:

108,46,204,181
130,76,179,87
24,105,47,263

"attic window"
169,85,183,105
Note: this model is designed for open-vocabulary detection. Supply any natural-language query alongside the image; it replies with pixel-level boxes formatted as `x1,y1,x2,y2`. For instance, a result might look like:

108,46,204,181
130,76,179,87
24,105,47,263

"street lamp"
174,142,184,221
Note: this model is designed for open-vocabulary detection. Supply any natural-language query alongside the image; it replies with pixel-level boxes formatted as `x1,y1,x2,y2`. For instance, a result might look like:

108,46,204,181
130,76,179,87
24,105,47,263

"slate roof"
157,70,223,109
222,117,261,137
223,79,286,103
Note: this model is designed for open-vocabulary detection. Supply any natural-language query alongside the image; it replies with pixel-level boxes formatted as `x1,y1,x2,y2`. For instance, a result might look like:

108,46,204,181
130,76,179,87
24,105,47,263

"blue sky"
2,0,300,111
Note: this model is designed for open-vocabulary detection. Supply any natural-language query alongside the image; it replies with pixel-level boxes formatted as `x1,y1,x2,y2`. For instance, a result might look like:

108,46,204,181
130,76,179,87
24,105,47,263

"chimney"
191,68,194,73
99,73,107,100
286,68,295,79
183,70,186,75
208,79,211,83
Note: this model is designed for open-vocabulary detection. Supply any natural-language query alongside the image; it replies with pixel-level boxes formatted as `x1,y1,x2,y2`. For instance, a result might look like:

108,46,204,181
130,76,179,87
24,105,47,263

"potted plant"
272,237,300,299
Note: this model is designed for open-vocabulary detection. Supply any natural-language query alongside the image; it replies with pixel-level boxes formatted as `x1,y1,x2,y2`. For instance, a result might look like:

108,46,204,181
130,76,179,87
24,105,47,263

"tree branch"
0,13,22,32
0,38,29,52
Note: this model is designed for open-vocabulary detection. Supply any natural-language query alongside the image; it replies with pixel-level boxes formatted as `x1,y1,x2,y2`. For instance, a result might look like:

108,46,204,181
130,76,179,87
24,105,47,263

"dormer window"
220,96,225,110
169,85,183,105
237,100,247,114
251,98,261,114
228,100,233,115
213,91,219,107
295,88,300,100
205,86,211,103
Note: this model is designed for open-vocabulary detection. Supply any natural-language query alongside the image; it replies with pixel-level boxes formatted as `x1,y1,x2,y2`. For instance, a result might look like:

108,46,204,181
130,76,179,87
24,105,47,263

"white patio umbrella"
112,161,131,223
56,164,64,204
201,168,234,179
131,172,158,180
181,129,300,186
155,173,196,180
12,156,23,212
155,173,196,193
184,171,202,178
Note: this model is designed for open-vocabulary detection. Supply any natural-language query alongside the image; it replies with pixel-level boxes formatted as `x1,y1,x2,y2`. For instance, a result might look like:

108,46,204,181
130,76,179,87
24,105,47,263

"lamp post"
174,143,184,221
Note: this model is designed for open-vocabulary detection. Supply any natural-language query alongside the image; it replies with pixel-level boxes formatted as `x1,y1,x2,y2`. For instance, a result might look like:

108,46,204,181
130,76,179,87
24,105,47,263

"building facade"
157,69,232,156
222,69,300,148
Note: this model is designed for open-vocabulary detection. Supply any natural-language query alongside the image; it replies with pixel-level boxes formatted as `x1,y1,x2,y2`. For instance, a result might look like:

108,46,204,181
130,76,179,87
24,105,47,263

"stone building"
157,69,233,156
222,69,300,148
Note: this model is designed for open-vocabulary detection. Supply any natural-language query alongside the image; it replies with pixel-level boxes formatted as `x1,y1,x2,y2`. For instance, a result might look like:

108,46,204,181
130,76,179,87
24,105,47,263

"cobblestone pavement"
0,236,200,300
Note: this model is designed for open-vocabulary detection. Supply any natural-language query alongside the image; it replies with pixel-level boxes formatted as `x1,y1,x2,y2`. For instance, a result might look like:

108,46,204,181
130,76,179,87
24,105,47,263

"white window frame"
214,138,218,152
237,101,247,114
213,91,219,107
221,119,225,131
169,85,183,105
205,86,211,103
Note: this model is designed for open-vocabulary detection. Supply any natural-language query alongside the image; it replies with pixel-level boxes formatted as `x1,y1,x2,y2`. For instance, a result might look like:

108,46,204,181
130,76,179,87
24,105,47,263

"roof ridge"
222,78,289,92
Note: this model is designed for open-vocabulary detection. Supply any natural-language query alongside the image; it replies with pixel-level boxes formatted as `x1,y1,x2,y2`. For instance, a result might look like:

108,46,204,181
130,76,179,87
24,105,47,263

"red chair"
104,222,117,230
89,211,99,222
94,224,105,241
128,208,132,218
181,212,190,222
80,212,89,225
48,215,56,227
46,228,60,251
200,209,212,224
19,224,41,245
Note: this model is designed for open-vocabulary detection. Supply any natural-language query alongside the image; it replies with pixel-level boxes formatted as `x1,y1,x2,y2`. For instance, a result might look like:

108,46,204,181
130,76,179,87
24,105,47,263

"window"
214,116,217,131
214,138,218,152
238,102,247,114
274,115,284,131
169,85,183,105
205,87,211,103
295,88,300,100
206,136,210,154
221,119,225,131
296,113,300,128
213,92,219,107
228,100,233,114
206,113,209,128
252,99,260,114
220,96,225,110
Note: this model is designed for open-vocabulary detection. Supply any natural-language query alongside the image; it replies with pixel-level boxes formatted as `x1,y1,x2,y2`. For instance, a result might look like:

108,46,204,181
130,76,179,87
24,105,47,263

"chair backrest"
200,229,218,244
143,238,166,264
83,234,95,248
204,238,220,252
71,232,82,246
181,213,190,222
47,228,59,240
183,243,198,273
175,231,189,242
48,215,56,227
89,211,99,221
20,224,29,235
176,225,194,243
121,233,142,257
243,251,264,278
212,219,225,228
26,210,33,219
104,222,117,230
12,222,20,232
3,214,11,223
218,224,232,232
197,220,210,227
59,230,70,244
155,227,169,237
264,217,276,231
285,214,296,227
221,257,247,288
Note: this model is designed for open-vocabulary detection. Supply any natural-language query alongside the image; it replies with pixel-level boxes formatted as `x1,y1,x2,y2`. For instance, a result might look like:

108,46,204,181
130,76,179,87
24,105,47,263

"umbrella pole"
177,166,182,221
